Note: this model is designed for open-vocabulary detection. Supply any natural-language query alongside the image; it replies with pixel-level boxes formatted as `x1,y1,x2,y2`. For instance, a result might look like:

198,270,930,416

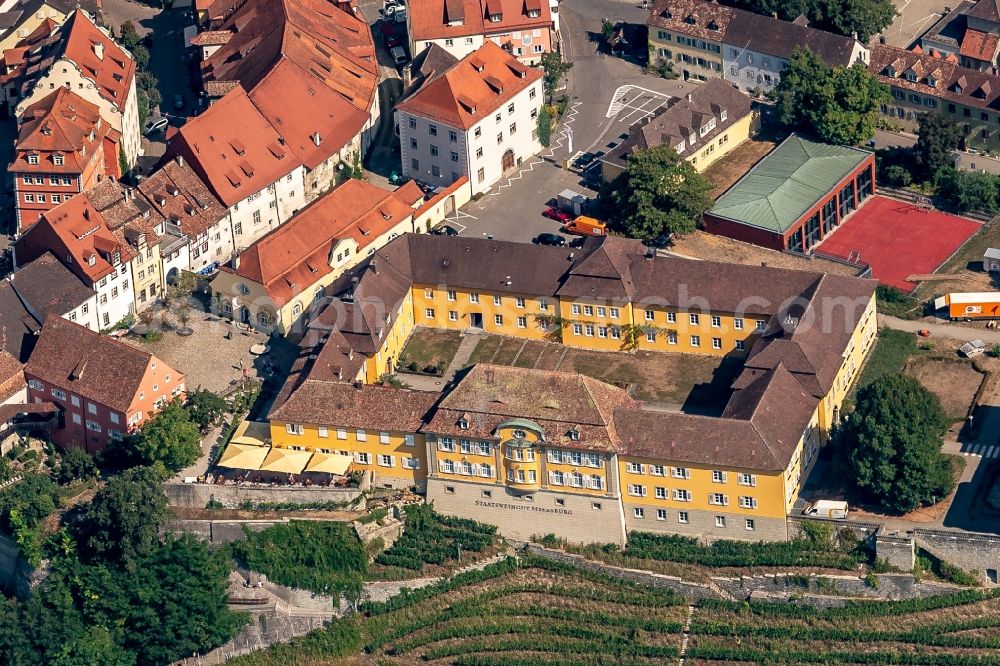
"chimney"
851,31,858,40
310,132,322,147
123,188,131,202
686,92,692,103
93,41,104,60
879,35,886,44
771,11,777,18
402,63,413,88
233,253,240,270
175,154,184,168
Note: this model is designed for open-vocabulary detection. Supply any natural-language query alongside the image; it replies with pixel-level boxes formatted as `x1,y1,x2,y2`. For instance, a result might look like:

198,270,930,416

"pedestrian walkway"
961,442,1000,459
878,314,1000,344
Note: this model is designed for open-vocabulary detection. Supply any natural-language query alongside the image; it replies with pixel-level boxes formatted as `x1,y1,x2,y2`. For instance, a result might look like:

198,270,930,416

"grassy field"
398,328,464,371
463,334,737,407
229,557,1000,666
858,328,918,388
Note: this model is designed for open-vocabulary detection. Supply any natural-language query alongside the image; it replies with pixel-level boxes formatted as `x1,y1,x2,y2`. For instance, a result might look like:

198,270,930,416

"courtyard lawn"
398,328,463,373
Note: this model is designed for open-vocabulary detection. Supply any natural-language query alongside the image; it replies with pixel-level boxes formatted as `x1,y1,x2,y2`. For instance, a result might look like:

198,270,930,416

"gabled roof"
723,7,862,66
8,252,94,325
709,134,873,233
0,350,25,404
603,78,751,170
869,43,1000,113
53,10,136,111
268,378,438,432
137,157,227,240
226,179,422,306
0,281,43,363
396,40,542,130
11,87,114,177
423,364,638,453
200,0,378,114
959,28,1000,60
25,315,158,413
647,0,734,41
967,0,1000,22
169,86,297,207
409,0,553,42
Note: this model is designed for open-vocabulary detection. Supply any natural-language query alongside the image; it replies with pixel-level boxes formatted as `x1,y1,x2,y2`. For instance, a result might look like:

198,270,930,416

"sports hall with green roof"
703,134,875,253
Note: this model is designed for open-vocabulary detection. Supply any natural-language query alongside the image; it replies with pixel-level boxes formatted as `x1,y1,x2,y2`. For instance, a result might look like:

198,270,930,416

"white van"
801,500,849,520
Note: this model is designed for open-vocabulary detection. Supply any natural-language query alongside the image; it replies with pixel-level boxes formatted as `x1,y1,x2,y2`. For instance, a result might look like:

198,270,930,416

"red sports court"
816,196,982,293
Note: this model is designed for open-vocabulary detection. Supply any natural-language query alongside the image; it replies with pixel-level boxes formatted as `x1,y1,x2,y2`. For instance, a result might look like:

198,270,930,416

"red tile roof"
200,0,378,115
11,87,116,176
225,179,420,306
409,0,552,42
396,40,542,130
246,58,370,170
169,86,297,207
57,10,136,112
0,351,25,404
16,193,133,285
959,28,999,61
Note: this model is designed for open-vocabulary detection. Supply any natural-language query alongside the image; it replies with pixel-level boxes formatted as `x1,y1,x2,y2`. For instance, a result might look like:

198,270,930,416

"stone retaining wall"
164,482,363,509
914,528,1000,585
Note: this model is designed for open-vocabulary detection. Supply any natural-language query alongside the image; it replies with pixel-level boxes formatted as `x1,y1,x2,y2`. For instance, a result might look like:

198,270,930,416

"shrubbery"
374,504,495,570
625,531,861,569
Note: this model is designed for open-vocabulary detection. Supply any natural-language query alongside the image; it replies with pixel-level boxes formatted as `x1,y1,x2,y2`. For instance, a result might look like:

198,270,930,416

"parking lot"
882,0,951,47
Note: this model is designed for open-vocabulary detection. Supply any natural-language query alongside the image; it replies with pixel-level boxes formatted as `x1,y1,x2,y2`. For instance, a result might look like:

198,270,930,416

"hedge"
626,531,860,569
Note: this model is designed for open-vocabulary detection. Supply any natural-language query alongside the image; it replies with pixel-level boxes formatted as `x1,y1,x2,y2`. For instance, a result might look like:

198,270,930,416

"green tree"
601,144,713,240
819,0,897,42
74,466,169,567
537,104,552,147
0,473,59,532
883,164,912,187
936,168,1000,213
117,20,141,51
185,389,228,431
120,534,244,664
539,51,572,98
56,448,97,485
915,112,960,179
835,374,954,513
116,399,201,471
771,47,889,145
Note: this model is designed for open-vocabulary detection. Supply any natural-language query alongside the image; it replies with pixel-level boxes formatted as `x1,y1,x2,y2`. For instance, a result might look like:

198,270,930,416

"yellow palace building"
256,233,876,543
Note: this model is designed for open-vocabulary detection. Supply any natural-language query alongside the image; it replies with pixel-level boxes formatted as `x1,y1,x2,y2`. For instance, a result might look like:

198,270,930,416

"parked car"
431,224,459,236
144,117,169,135
542,206,573,223
801,500,849,520
390,45,409,65
534,233,566,247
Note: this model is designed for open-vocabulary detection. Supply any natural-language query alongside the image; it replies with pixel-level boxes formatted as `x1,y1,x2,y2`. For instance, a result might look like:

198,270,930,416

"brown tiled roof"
396,41,542,130
190,30,232,46
24,315,156,413
8,252,94,324
0,351,25,404
56,10,136,112
225,179,420,306
136,157,227,240
617,363,818,471
870,43,1000,113
723,8,861,66
647,0,734,41
604,79,752,171
423,364,638,452
268,378,437,431
0,281,41,362
967,0,1000,22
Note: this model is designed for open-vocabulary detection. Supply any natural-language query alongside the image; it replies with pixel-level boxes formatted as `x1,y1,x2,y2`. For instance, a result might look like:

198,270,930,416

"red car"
543,206,573,223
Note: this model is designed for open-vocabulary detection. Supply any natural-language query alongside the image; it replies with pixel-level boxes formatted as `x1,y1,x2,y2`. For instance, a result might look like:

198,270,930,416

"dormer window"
885,66,896,77
720,109,728,122
459,418,469,430
512,429,526,439
528,9,540,17
27,154,38,165
707,19,718,30
489,12,502,22
87,255,96,266
53,154,64,166
905,71,917,82
568,428,580,441
113,251,120,264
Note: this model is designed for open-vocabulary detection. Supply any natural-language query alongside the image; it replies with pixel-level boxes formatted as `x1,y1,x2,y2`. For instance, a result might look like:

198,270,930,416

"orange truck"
935,292,1000,320
562,215,607,237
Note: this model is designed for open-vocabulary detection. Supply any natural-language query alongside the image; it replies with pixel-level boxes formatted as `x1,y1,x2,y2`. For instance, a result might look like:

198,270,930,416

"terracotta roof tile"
409,0,552,42
959,28,999,61
137,158,227,239
396,41,542,130
268,378,437,431
0,351,25,404
870,43,1000,113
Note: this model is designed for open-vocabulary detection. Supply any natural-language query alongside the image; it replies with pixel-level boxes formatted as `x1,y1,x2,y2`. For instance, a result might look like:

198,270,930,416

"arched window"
292,302,303,317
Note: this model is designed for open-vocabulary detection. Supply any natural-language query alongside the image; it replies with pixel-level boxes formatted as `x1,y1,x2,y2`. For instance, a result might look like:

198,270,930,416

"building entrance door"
469,312,483,329
501,149,515,173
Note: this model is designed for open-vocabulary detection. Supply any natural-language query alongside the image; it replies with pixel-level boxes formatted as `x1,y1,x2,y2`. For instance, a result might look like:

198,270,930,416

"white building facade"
398,81,543,196
226,166,308,253
94,260,136,329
